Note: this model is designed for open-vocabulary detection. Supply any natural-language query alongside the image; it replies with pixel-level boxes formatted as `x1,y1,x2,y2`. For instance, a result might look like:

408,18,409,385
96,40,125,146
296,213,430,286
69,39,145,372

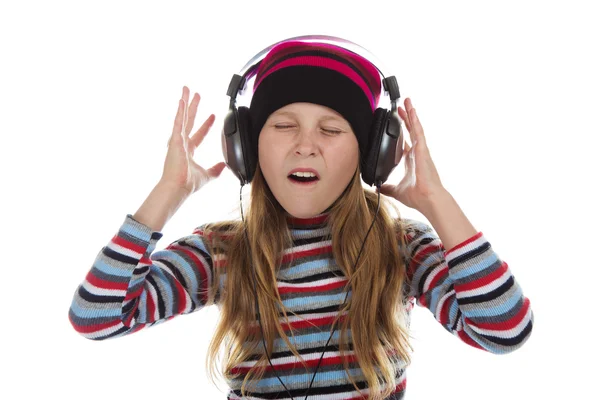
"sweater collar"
285,212,329,229
285,210,331,240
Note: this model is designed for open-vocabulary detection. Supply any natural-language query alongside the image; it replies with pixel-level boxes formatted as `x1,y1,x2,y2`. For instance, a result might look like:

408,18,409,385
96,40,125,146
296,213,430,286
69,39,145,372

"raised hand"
161,86,227,196
378,97,446,212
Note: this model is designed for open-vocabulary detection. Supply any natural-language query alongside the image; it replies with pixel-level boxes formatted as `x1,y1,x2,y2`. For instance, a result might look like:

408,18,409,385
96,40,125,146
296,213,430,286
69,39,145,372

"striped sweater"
68,212,534,399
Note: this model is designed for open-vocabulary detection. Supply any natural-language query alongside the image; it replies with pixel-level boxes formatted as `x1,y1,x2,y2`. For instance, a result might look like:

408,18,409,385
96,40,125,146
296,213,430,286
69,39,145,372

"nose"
294,128,319,157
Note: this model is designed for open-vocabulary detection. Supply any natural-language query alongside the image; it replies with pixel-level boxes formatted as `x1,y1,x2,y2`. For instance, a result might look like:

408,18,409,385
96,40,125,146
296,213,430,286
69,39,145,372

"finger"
182,87,189,139
190,114,216,148
185,92,200,137
171,98,185,139
397,106,411,131
182,86,190,104
397,106,415,148
404,97,413,119
405,97,414,112
378,183,396,196
403,98,418,145
206,161,227,178
410,108,426,145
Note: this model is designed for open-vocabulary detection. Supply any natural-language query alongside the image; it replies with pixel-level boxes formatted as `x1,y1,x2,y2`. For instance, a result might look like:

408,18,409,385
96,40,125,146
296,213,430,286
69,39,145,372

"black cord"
240,182,382,400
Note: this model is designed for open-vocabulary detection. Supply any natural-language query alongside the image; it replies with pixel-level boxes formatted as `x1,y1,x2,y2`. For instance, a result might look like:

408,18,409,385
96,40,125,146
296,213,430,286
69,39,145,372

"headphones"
222,34,404,188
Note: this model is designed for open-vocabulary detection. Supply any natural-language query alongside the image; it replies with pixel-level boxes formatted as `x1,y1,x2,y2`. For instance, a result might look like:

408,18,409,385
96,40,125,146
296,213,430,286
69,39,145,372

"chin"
284,208,318,219
282,202,331,219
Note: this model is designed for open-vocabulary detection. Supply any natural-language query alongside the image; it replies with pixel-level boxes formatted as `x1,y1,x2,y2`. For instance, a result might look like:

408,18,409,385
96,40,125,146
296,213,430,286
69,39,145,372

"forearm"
133,181,190,232
420,190,479,251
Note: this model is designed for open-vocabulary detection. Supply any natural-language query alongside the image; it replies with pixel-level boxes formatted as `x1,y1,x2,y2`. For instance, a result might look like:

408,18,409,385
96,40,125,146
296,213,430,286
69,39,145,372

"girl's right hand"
160,86,227,196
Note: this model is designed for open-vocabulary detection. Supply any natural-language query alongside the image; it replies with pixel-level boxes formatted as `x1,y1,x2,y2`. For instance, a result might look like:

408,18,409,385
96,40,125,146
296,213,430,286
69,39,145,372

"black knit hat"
248,40,382,157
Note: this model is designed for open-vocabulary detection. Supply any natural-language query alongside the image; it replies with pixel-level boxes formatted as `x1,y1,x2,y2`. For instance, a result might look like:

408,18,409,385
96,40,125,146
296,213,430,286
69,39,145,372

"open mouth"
288,174,319,183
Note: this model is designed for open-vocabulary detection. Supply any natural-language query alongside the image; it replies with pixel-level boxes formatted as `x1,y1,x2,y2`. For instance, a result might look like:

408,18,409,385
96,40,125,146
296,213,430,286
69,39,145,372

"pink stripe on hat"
253,41,381,108
255,55,378,111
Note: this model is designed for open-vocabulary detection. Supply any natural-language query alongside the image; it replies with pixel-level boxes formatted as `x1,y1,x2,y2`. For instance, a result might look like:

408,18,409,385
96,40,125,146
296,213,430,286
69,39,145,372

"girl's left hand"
378,97,447,212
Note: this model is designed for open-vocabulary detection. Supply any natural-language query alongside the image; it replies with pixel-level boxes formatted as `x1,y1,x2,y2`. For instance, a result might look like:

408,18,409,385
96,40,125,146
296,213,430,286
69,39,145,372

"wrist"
157,180,192,199
420,188,453,218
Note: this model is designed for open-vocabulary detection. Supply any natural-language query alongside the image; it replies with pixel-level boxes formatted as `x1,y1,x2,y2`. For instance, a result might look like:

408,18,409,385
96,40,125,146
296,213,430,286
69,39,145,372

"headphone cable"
239,182,382,399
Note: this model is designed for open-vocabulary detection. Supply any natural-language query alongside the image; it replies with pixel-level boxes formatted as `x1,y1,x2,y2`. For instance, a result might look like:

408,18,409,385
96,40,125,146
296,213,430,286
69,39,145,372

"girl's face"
258,102,359,218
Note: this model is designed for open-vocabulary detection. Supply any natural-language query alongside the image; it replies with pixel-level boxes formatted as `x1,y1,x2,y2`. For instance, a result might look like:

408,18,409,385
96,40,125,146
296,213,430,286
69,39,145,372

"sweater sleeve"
402,218,534,354
68,214,218,340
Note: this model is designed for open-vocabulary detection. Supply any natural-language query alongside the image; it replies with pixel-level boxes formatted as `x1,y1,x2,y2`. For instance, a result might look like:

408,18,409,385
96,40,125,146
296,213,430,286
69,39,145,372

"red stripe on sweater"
407,239,442,279
454,261,509,292
249,313,348,335
457,329,485,350
278,278,348,295
286,213,328,227
439,294,452,326
112,234,147,255
147,286,156,322
424,265,446,293
465,297,531,331
230,352,358,374
288,314,347,330
444,231,483,256
69,313,122,334
86,270,128,291
124,285,143,301
281,244,332,264
285,313,348,331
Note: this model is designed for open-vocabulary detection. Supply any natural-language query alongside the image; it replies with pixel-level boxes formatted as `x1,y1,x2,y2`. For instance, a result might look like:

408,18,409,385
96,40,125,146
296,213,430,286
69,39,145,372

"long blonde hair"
201,162,414,399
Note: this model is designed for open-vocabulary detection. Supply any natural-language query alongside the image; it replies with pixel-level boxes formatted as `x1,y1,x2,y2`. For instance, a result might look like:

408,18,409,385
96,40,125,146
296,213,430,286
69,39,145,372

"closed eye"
274,125,342,135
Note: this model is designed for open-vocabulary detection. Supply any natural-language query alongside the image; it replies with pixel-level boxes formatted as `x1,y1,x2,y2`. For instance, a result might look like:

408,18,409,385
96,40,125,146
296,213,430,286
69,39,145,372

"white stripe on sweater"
456,268,512,299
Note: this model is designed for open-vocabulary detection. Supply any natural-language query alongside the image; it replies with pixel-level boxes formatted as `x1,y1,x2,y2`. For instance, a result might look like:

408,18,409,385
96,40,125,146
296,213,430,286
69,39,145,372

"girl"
68,37,534,400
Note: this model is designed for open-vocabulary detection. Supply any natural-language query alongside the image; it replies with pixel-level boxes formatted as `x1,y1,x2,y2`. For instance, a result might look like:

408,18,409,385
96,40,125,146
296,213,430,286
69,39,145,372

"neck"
285,209,331,240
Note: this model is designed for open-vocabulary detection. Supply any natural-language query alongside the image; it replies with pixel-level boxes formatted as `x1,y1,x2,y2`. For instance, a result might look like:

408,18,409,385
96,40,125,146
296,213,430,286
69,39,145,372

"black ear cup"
361,108,388,186
237,106,256,182
361,107,403,186
222,105,255,184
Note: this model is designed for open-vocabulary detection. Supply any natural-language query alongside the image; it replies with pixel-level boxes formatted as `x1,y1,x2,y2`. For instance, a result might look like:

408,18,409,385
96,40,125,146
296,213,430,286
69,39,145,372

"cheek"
258,133,282,178
329,142,359,179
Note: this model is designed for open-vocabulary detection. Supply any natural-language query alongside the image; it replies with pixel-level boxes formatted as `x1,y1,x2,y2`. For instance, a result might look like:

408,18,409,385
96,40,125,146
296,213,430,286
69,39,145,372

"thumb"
207,162,227,178
378,183,396,197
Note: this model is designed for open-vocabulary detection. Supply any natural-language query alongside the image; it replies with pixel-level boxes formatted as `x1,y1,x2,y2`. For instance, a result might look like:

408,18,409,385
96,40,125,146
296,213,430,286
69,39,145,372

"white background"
1,0,598,398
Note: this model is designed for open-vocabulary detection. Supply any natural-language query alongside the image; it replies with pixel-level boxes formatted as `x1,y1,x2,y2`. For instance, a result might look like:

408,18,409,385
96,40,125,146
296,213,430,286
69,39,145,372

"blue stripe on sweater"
289,228,329,238
280,258,330,278
272,328,352,349
122,216,153,242
95,258,135,277
461,286,523,317
448,253,499,280
130,275,145,286
70,301,120,318
449,298,460,324
139,289,147,322
282,291,352,310
181,235,211,255
242,366,366,389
